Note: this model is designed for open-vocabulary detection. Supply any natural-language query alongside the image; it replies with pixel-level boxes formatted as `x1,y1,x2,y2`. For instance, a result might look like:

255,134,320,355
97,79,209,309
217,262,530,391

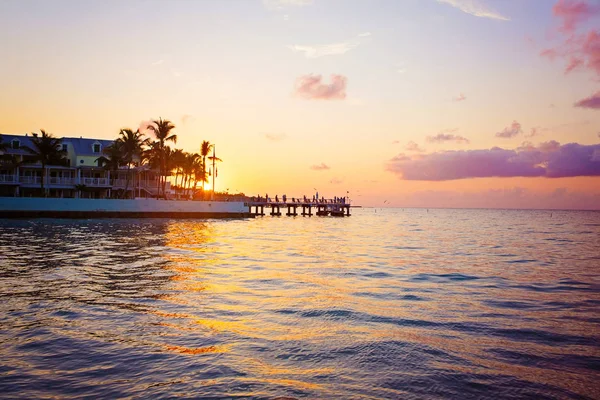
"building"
0,133,165,198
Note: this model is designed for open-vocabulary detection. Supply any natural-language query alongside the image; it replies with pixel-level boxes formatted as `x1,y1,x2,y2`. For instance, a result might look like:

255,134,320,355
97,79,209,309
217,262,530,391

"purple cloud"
294,74,347,100
405,141,425,152
574,91,600,109
386,141,600,180
496,121,523,138
310,163,331,171
427,131,470,144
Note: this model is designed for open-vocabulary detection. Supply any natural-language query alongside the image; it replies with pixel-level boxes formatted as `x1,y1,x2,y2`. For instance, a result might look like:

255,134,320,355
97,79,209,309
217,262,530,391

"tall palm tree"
146,118,177,197
22,130,67,196
96,141,126,198
0,134,7,153
118,128,147,198
171,148,185,196
199,141,212,193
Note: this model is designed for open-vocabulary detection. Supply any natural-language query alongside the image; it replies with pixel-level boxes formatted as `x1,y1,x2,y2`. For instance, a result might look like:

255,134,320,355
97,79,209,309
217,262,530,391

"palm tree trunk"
123,164,131,199
40,164,46,197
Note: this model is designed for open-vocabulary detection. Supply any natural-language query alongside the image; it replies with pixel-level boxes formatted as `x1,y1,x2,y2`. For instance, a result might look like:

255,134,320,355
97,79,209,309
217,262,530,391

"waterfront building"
0,133,165,198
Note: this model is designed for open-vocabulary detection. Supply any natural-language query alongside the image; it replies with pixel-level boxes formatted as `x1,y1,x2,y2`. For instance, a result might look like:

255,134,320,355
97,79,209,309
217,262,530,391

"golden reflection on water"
1,210,599,398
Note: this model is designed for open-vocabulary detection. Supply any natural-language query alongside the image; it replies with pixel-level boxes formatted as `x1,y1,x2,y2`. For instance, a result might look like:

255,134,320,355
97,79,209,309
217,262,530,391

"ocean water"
0,208,599,399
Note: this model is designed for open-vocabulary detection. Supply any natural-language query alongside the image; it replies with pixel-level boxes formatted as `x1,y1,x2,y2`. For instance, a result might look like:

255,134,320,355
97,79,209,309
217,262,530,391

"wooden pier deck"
245,198,351,217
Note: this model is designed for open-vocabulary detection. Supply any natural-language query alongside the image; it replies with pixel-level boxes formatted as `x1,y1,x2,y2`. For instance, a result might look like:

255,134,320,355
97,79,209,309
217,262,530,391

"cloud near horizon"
496,121,523,138
453,93,467,102
310,163,331,171
437,0,509,21
574,91,600,109
405,141,425,152
427,131,470,144
264,133,287,141
263,0,312,10
294,74,347,100
386,141,600,181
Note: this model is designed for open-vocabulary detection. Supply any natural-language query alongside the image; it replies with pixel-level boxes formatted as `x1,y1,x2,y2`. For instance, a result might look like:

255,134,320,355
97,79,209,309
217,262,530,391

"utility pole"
211,145,216,200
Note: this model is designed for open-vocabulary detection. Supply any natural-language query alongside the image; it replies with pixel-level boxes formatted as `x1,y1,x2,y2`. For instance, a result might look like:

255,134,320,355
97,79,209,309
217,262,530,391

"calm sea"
0,208,599,399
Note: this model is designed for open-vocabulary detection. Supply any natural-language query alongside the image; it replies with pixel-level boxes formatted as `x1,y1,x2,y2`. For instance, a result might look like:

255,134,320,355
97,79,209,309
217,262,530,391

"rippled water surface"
1,208,599,399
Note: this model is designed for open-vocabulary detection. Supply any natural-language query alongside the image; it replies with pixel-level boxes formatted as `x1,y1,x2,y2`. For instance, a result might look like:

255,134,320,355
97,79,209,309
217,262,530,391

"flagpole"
211,145,216,200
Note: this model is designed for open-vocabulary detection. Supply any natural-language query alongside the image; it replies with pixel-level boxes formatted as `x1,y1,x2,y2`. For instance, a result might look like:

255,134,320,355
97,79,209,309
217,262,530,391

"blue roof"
0,133,38,155
61,137,115,156
0,133,114,156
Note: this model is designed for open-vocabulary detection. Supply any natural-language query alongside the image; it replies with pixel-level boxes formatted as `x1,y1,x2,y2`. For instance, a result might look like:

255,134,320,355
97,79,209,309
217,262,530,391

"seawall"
0,197,252,219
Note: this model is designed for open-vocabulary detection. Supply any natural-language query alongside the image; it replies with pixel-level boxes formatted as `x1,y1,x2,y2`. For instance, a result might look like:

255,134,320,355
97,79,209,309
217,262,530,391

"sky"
0,0,599,209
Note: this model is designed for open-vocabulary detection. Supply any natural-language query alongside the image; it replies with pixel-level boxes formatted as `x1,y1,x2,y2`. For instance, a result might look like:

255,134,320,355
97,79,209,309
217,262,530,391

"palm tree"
118,128,147,198
146,118,177,197
0,134,7,153
199,141,212,194
22,130,67,196
171,148,185,196
96,141,126,198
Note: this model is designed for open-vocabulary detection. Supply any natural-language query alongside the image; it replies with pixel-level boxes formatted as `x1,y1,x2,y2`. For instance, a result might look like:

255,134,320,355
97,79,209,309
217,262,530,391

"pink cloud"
495,121,523,138
574,91,600,108
294,74,347,100
310,163,331,171
552,0,600,33
405,141,425,152
385,141,600,180
453,93,467,102
541,2,600,79
427,129,470,144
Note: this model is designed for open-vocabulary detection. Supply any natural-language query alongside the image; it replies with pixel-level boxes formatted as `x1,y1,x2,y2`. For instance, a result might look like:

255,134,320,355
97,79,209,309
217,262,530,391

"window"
11,140,19,149
62,144,68,151
93,144,101,153
80,159,84,164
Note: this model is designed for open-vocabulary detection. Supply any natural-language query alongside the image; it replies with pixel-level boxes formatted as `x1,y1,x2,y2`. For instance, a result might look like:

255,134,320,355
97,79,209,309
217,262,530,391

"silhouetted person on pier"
265,193,269,202
275,195,279,202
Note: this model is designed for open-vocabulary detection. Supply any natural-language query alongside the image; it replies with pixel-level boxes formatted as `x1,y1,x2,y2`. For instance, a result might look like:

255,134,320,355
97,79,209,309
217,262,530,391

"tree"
22,130,67,196
96,141,126,199
117,128,147,198
199,141,212,194
146,118,177,197
0,134,7,153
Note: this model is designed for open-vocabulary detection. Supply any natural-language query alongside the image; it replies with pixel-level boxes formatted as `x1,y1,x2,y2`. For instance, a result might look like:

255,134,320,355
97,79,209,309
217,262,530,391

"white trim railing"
0,175,17,184
20,176,41,184
49,177,75,185
81,177,110,186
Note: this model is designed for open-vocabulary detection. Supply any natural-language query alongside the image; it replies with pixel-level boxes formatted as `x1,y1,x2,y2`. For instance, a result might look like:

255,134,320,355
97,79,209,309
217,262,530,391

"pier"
245,198,351,217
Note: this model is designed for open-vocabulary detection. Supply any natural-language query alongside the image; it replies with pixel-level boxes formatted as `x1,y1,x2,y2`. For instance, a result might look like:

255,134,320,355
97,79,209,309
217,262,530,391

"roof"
0,133,38,156
61,137,115,156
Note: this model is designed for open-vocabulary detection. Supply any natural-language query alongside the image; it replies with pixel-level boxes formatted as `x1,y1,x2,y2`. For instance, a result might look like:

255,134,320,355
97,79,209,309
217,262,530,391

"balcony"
81,177,110,187
0,175,17,184
20,176,41,185
49,177,75,185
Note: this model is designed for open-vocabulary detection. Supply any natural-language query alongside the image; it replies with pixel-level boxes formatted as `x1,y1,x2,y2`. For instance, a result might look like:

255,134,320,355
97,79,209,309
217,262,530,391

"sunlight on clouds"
437,0,509,21
288,33,371,59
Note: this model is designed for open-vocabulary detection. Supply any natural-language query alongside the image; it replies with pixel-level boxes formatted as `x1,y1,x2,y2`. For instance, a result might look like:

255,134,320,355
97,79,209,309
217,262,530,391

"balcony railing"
81,177,110,186
49,177,75,185
0,175,17,184
20,176,41,184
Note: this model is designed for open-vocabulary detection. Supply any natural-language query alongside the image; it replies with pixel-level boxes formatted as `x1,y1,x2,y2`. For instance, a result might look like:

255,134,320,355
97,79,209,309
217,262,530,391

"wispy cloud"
386,141,600,180
437,0,509,21
152,59,164,66
405,141,426,152
329,177,344,184
553,0,600,33
264,133,287,141
294,74,347,100
495,121,523,138
263,0,313,10
310,163,331,171
574,91,600,109
181,114,194,125
427,129,470,144
453,93,467,102
288,33,371,59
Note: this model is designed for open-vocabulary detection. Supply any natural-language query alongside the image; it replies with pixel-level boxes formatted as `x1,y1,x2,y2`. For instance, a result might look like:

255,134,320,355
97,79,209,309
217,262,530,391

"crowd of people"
250,193,347,204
